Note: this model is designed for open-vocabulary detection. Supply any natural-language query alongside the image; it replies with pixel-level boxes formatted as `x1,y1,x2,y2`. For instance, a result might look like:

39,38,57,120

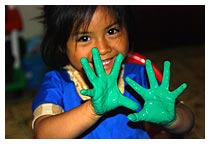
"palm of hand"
80,48,139,115
86,72,123,114
126,60,187,125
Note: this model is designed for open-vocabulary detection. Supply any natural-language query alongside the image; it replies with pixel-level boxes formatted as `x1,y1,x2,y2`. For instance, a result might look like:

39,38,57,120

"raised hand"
126,60,187,125
80,48,139,115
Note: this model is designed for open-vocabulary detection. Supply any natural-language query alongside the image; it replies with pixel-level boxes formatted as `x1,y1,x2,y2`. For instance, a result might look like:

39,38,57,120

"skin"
34,6,194,138
66,6,129,76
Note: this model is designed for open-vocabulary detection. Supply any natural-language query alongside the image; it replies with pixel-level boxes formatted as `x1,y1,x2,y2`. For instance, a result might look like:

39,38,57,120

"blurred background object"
5,5,46,138
5,5,46,91
5,5,25,91
5,5,204,139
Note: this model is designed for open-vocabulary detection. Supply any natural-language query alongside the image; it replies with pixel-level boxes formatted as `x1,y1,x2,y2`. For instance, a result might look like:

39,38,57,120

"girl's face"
67,6,129,76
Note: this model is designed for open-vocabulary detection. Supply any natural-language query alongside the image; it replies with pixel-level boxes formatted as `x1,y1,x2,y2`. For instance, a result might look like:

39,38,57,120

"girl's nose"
96,38,111,55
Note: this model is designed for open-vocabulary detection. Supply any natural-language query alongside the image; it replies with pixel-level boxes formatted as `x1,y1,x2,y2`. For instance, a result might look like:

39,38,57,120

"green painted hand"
80,48,139,115
126,60,187,125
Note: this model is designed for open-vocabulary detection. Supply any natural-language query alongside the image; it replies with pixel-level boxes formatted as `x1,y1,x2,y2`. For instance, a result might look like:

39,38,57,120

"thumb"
127,113,139,122
127,111,145,122
80,89,94,97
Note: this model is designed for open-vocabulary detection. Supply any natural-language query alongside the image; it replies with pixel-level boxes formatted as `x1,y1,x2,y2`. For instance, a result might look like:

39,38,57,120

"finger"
119,96,139,111
80,89,95,97
92,48,105,77
145,59,159,88
80,57,97,81
127,112,145,122
171,83,187,99
125,77,148,100
161,61,170,89
111,53,124,78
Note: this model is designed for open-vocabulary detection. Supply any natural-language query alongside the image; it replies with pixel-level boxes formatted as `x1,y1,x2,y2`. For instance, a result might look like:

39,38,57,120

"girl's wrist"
164,104,183,131
86,100,101,120
163,101,183,128
163,114,177,127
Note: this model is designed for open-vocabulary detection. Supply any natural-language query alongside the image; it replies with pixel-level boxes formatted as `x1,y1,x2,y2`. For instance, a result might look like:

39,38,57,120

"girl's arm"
33,100,100,138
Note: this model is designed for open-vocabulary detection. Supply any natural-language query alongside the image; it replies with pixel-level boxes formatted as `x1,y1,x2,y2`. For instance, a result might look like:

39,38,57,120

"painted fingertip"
182,83,188,89
80,57,86,63
133,103,139,111
92,47,99,53
164,60,170,67
80,89,86,95
145,59,151,65
125,77,131,82
127,114,137,122
117,53,124,60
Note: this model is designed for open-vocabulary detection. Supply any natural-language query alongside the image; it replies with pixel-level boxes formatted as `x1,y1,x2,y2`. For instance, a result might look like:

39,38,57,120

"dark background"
130,5,204,52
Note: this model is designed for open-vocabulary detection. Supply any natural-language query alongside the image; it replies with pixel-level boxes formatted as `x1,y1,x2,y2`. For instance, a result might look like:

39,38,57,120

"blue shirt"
32,63,150,139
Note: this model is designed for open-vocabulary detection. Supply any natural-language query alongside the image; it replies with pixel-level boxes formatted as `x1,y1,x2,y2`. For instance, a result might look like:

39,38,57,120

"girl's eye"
77,36,90,42
107,28,120,35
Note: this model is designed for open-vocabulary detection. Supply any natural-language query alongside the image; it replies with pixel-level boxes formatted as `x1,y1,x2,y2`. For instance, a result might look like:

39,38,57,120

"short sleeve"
32,71,65,112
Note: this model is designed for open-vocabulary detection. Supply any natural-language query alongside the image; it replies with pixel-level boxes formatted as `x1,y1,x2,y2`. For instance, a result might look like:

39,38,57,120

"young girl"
32,5,194,138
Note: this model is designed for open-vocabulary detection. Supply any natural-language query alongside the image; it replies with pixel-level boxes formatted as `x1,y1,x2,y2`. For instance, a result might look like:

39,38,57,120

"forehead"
87,7,116,27
93,6,115,19
73,6,118,33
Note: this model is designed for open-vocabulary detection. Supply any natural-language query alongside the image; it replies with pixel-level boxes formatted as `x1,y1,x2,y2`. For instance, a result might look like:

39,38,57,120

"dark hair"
40,5,134,69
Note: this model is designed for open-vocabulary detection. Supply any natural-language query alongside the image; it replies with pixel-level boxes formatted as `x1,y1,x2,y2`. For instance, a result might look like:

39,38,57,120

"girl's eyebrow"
105,21,119,30
73,21,119,36
73,31,90,36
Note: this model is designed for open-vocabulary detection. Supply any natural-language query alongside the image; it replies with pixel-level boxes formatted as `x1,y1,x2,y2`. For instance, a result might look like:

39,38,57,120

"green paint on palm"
126,59,187,125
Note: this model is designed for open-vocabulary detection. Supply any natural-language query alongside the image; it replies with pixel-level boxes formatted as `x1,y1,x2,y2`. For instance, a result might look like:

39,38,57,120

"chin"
105,69,112,75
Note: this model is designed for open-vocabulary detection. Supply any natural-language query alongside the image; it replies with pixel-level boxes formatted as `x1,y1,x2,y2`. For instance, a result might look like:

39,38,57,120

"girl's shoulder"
43,69,72,83
32,69,75,111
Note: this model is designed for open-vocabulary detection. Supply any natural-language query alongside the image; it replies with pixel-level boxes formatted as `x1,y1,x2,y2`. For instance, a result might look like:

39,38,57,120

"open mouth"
87,56,116,74
101,57,115,70
102,58,112,66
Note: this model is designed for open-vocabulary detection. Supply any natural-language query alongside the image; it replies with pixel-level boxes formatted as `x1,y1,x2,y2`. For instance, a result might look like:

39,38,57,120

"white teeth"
102,59,110,65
